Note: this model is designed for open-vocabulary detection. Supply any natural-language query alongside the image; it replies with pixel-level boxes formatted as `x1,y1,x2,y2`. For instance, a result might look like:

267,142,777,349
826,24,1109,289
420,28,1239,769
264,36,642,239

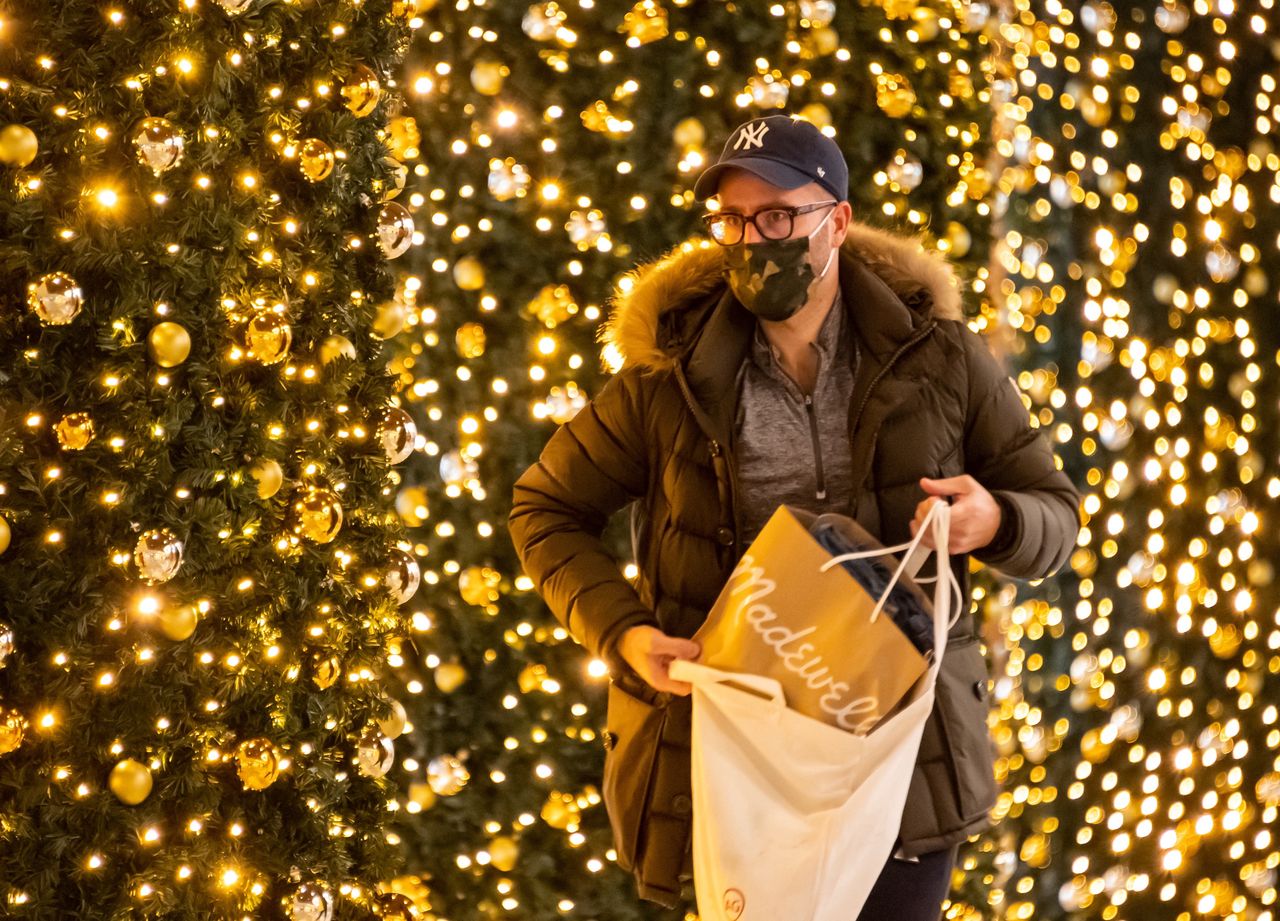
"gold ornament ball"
471,60,507,95
377,157,408,201
455,322,487,359
299,138,335,182
342,63,382,117
372,300,408,340
434,662,468,694
377,697,407,740
673,116,705,149
540,794,577,830
798,103,833,130
281,881,334,921
376,202,415,259
0,516,9,555
134,528,184,584
27,272,84,325
395,486,429,527
374,892,418,921
245,312,292,364
407,781,437,810
426,754,469,796
250,458,284,499
319,334,357,365
386,116,421,161
292,486,344,543
490,835,519,872
109,758,154,805
130,117,185,174
55,412,96,451
235,737,282,790
459,565,500,606
159,603,199,641
0,707,26,756
355,731,395,778
312,653,341,689
0,124,39,168
378,407,418,465
148,321,192,367
943,221,971,258
452,256,486,291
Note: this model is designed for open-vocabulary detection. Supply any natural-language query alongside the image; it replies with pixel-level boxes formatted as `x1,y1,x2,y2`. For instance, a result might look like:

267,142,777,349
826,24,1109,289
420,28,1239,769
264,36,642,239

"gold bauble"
355,731,395,778
245,312,292,364
27,272,83,325
235,737,282,790
387,116,421,161
0,707,26,756
374,892,418,920
376,202,415,259
798,103,833,130
621,0,668,43
408,781,437,810
876,78,916,119
811,26,840,56
55,412,95,451
377,697,407,740
459,565,500,606
540,793,578,830
158,603,199,641
312,653,341,689
910,6,940,40
377,407,418,465
434,662,468,693
490,835,519,872
452,256,486,291
250,458,284,499
672,116,705,149
292,486,344,543
109,758,153,805
943,221,971,258
319,334,357,364
0,124,38,168
426,754,469,796
527,284,576,327
134,528,184,584
471,60,507,96
375,157,408,201
0,516,9,555
395,486,429,527
372,300,408,340
299,138,335,182
455,322,487,359
342,64,382,117
148,321,192,367
130,117,185,174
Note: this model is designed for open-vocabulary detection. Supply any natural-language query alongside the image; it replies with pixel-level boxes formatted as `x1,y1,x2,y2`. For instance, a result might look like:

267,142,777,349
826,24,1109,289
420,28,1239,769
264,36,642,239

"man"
509,114,1081,918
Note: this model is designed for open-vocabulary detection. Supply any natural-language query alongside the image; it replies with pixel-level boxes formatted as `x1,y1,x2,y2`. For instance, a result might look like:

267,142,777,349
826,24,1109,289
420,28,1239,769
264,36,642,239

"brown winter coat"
509,221,1082,907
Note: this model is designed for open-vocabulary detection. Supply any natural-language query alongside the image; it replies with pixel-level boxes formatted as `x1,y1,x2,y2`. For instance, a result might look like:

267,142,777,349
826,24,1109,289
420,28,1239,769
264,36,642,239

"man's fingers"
920,476,973,497
651,635,701,660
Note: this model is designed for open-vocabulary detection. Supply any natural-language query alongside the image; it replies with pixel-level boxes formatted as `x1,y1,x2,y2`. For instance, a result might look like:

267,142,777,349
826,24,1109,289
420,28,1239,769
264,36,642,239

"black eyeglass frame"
700,200,838,245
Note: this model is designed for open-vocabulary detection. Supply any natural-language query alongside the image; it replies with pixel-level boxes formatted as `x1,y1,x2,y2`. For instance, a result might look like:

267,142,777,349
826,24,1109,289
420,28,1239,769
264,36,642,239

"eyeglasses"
701,200,837,246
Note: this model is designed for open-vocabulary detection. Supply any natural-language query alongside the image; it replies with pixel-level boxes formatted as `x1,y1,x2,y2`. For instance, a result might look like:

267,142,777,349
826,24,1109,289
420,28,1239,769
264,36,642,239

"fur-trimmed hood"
602,218,964,371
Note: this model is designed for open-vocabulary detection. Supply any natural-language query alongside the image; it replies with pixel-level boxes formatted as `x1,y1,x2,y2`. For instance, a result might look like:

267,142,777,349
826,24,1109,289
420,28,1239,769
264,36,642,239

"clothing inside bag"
809,516,935,658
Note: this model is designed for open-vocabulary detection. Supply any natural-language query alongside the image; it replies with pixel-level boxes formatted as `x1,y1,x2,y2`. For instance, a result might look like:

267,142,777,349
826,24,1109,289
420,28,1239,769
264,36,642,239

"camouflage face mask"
723,208,837,322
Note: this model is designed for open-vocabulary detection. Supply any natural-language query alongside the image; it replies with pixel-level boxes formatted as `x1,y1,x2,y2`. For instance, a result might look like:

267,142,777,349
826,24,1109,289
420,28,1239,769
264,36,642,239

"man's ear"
831,201,852,247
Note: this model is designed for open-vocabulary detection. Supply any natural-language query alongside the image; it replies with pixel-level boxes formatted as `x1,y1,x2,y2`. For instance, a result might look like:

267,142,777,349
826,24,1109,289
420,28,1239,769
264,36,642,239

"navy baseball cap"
693,114,849,203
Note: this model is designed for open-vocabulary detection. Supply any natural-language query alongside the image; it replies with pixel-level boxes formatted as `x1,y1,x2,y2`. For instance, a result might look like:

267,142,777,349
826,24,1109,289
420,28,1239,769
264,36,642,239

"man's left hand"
911,476,1001,553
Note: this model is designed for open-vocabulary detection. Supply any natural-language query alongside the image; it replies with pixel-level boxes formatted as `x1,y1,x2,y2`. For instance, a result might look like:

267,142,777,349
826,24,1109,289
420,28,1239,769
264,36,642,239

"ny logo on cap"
733,121,770,150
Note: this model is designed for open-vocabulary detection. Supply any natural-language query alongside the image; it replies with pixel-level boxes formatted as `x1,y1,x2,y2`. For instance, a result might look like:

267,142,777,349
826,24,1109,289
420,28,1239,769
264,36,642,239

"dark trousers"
854,844,958,921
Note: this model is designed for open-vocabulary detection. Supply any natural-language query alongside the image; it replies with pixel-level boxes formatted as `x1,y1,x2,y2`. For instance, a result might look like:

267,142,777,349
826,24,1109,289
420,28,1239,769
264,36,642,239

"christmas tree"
0,0,417,917
959,0,1280,918
381,1,999,917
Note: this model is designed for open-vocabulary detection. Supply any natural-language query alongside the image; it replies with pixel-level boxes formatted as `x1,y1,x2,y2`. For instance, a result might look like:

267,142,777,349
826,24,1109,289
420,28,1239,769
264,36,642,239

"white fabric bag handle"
816,500,963,673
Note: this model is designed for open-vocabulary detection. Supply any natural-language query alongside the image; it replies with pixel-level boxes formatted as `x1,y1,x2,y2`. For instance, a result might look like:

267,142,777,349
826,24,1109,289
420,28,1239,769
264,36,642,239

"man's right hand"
617,625,701,696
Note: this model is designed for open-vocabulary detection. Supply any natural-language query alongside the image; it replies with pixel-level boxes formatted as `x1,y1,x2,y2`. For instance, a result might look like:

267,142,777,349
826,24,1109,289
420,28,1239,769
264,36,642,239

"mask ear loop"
810,207,838,280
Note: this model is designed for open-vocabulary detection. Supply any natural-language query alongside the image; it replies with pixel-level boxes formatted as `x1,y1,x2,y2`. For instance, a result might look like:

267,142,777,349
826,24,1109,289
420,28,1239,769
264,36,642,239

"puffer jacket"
509,219,1082,907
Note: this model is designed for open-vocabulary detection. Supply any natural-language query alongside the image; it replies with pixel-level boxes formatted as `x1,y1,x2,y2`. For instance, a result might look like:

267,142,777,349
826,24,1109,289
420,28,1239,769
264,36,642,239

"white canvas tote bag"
669,500,962,921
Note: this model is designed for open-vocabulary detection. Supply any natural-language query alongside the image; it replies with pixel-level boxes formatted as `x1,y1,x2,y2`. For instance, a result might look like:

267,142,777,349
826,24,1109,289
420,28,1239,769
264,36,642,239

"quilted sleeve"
958,325,1083,580
508,366,660,669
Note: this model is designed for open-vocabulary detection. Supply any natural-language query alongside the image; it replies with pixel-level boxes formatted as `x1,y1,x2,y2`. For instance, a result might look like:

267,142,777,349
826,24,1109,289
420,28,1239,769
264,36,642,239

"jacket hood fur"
601,219,964,371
